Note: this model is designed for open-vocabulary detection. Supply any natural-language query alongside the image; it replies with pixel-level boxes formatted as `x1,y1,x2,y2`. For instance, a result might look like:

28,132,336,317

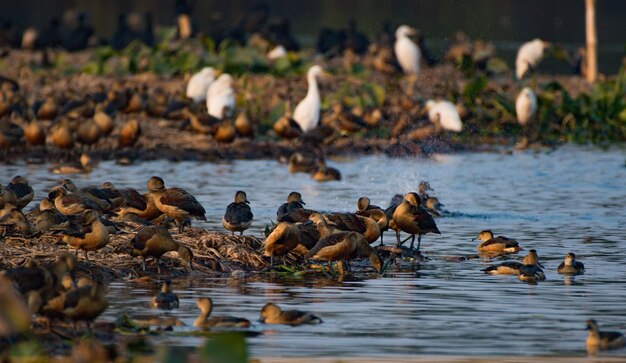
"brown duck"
306,231,362,274
48,186,99,216
260,302,322,325
586,319,626,353
276,191,306,221
473,230,522,253
483,249,544,276
311,159,341,182
273,116,302,139
288,152,316,174
147,176,206,233
151,280,179,310
222,191,253,235
194,297,251,328
62,281,108,331
6,175,34,209
35,199,70,233
62,209,110,263
325,212,381,244
264,222,300,266
131,225,193,272
391,192,441,252
118,118,141,147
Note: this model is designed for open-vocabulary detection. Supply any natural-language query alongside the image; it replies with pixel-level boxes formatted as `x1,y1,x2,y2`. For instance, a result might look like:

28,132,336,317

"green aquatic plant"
199,332,248,363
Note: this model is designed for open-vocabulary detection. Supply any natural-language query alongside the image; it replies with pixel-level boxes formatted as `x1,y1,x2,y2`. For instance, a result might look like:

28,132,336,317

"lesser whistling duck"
118,118,141,147
234,112,254,138
0,207,33,235
391,192,440,252
348,234,383,273
311,159,341,182
0,184,17,208
61,179,111,212
147,176,206,233
35,199,69,232
114,186,162,221
93,111,114,136
264,222,300,266
276,191,306,221
586,319,626,353
48,186,99,215
288,152,316,174
130,225,193,272
223,191,253,235
76,118,101,148
50,123,75,150
356,197,389,245
325,212,381,244
62,281,108,331
194,297,251,328
50,153,93,174
24,120,45,146
259,302,322,325
306,231,362,275
273,115,303,139
151,280,179,310
557,252,585,275
473,230,522,253
62,209,110,263
482,249,544,275
6,175,33,209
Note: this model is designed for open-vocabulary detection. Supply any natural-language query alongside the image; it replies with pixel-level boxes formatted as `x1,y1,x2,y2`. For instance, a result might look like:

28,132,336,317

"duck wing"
120,188,147,210
6,183,33,199
326,213,365,233
278,208,316,223
1,267,47,294
297,221,320,250
413,209,440,234
161,188,206,218
276,201,304,220
305,232,349,258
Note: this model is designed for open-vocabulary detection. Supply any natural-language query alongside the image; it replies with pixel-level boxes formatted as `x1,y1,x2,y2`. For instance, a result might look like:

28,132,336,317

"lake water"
2,145,626,358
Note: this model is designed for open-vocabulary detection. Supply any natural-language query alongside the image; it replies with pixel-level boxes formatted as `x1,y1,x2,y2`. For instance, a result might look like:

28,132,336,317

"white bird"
207,74,235,119
186,67,216,103
394,25,421,75
267,45,287,60
425,100,463,132
293,65,326,133
515,87,537,126
515,39,550,80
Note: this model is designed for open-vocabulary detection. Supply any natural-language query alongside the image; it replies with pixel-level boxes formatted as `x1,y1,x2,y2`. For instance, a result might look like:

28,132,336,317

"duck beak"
538,262,545,269
301,200,306,205
585,325,591,331
245,200,250,204
471,237,476,242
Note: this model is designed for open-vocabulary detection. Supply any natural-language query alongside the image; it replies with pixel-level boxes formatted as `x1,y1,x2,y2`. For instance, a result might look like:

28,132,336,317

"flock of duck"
0,173,623,353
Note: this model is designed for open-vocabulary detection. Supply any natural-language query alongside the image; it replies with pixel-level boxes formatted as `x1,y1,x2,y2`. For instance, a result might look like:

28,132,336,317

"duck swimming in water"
194,297,251,328
473,230,522,254
483,249,543,276
557,252,585,275
585,319,626,353
259,302,322,325
151,280,179,310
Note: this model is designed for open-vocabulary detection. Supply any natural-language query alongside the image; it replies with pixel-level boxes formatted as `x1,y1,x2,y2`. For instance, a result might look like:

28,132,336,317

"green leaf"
199,333,248,363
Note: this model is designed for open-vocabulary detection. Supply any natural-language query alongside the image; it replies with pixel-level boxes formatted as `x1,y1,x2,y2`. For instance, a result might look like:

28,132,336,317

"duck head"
260,302,281,323
147,176,165,192
473,230,494,242
234,191,249,204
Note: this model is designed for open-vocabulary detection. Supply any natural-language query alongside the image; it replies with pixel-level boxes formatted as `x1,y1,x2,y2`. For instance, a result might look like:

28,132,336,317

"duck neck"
306,73,320,102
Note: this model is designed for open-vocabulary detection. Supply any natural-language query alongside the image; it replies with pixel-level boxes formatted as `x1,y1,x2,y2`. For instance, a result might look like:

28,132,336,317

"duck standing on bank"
147,176,206,233
222,191,253,235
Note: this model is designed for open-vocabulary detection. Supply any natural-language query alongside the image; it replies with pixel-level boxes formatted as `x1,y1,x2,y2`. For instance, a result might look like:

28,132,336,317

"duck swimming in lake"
151,280,179,310
473,230,522,253
586,319,626,353
194,297,251,328
483,249,543,275
147,176,206,233
222,191,253,235
259,302,322,325
557,252,585,275
311,159,341,182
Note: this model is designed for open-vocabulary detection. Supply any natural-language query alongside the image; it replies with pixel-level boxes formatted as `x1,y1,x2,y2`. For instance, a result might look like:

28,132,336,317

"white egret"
186,67,216,103
293,65,327,133
207,74,235,119
267,45,287,60
515,87,537,126
425,100,463,132
515,39,550,80
394,25,421,75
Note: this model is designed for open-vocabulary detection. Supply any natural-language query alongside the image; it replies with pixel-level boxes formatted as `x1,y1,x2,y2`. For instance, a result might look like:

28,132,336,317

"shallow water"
2,145,626,357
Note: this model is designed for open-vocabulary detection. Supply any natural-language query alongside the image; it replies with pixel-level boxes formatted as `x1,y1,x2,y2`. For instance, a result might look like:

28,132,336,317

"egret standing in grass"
425,100,463,132
516,87,537,127
394,25,421,75
293,65,327,133
515,39,550,80
207,73,235,119
186,67,215,103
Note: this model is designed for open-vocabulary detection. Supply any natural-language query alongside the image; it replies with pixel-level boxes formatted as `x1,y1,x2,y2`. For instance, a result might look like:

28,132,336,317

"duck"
62,281,108,331
288,152,317,174
0,183,17,208
348,235,383,273
151,280,179,310
424,196,446,217
62,209,110,263
50,153,94,174
222,191,253,235
207,73,234,119
325,212,381,244
181,108,220,135
93,110,114,136
515,39,550,80
234,112,254,138
0,261,54,301
0,207,33,235
585,319,626,353
76,118,101,148
130,225,193,273
391,192,440,252
306,231,362,275
186,67,216,103
518,262,546,282
557,252,585,275
147,176,206,233
115,187,163,221
394,25,421,75
276,191,306,221
194,297,251,328
35,199,69,233
0,275,31,337
425,100,463,132
6,175,34,209
259,302,322,325
24,120,45,146
61,179,111,212
273,115,302,139
264,222,300,266
118,118,141,147
293,65,327,133
473,230,522,253
49,123,75,150
48,186,99,216
482,249,544,275
214,119,236,143
311,159,341,182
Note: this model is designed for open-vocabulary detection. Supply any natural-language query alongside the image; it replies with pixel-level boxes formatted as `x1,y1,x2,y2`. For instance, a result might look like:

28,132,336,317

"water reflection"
2,145,626,357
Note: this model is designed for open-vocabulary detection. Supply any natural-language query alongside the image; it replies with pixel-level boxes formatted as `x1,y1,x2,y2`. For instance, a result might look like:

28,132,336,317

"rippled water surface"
3,145,626,357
